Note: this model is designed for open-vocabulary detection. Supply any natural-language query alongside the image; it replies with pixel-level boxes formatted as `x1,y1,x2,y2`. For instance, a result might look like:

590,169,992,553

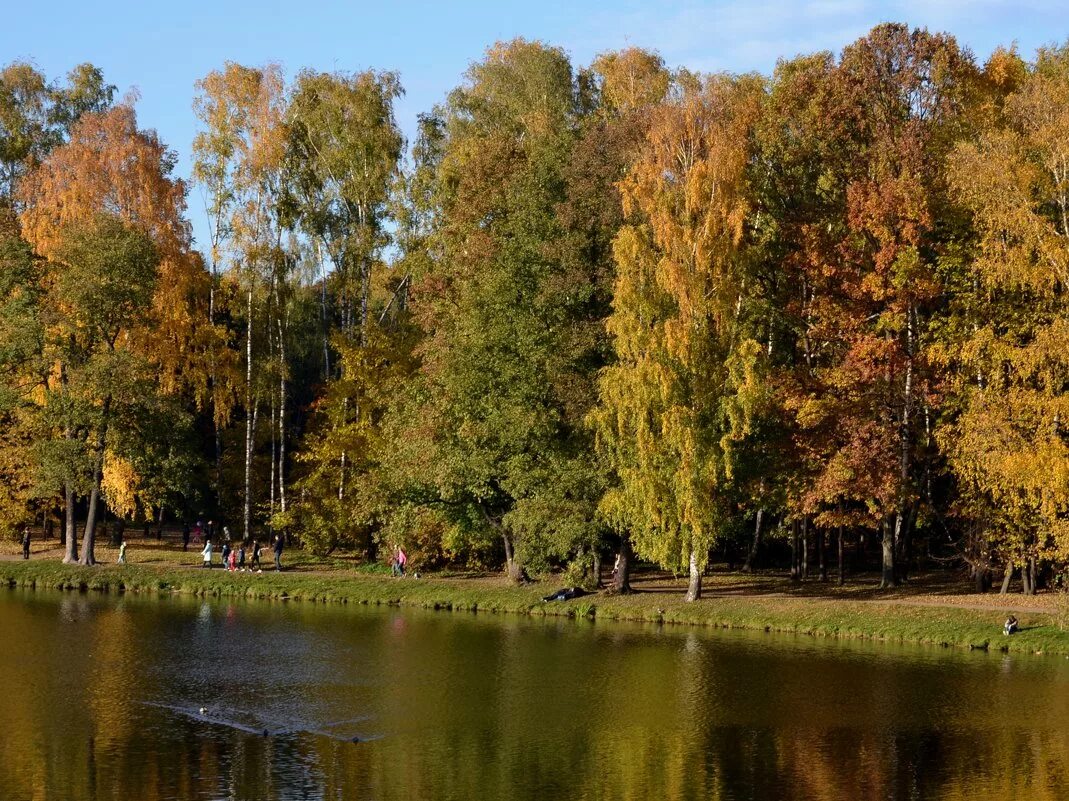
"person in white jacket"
201,539,213,568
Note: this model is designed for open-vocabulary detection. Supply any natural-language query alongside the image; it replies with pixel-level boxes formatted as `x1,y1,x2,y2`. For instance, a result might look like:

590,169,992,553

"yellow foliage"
101,454,140,520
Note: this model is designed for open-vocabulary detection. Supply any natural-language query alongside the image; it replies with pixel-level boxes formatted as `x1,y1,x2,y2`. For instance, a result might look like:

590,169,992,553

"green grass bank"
3,559,1068,658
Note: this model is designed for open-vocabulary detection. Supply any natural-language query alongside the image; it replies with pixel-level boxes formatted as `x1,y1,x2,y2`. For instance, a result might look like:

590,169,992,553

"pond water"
1,588,1068,800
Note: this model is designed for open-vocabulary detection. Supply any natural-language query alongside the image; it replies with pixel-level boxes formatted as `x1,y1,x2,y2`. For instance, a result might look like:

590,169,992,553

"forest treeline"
2,23,1068,599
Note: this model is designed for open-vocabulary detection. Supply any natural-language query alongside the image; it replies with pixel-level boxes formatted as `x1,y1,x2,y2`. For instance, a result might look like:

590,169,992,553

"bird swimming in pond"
143,702,376,743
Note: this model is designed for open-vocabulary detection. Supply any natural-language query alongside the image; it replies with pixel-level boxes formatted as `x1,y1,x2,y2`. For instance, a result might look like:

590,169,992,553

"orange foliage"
17,104,218,401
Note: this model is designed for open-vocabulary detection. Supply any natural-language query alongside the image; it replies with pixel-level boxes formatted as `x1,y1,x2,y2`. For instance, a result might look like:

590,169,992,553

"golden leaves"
594,74,764,567
17,104,216,399
101,453,139,519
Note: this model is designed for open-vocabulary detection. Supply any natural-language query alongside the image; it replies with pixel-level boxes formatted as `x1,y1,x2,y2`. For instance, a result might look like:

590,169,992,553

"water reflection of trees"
2,597,1069,800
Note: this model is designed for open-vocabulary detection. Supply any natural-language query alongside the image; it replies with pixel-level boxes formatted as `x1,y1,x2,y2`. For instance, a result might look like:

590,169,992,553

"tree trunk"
502,532,523,583
111,518,125,547
243,285,255,542
80,394,113,566
478,503,523,583
62,485,77,564
789,521,800,582
358,204,371,347
879,515,898,589
742,508,764,573
273,278,288,526
244,399,258,543
212,413,223,491
592,552,602,589
1023,557,1037,596
801,517,810,580
318,245,331,379
209,277,223,490
818,526,827,582
269,384,276,515
612,536,633,594
156,505,164,540
999,559,1014,595
338,449,346,500
278,338,287,520
896,500,919,583
80,466,102,565
894,305,916,584
837,526,845,586
684,549,702,602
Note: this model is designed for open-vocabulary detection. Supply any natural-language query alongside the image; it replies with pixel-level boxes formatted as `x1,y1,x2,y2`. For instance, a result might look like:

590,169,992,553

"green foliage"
389,39,609,579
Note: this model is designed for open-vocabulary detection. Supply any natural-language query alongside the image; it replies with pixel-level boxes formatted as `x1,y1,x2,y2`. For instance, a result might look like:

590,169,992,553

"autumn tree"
592,74,765,601
940,44,1069,593
193,62,289,541
0,232,43,535
0,61,114,216
556,47,673,590
763,26,978,587
18,103,214,562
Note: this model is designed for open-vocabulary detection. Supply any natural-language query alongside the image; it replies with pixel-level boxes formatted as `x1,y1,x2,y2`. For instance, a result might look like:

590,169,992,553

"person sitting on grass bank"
201,538,213,568
21,528,30,560
1004,615,1019,635
117,539,127,565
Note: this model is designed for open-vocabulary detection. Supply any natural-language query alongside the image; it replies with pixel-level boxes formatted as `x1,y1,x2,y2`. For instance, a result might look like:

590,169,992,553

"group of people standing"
200,531,285,573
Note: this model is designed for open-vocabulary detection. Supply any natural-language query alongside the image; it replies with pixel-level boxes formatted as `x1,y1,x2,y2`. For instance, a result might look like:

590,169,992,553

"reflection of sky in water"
3,589,1069,801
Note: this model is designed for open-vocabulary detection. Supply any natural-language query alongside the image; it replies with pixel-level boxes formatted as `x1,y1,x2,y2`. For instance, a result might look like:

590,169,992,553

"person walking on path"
117,539,127,565
227,547,237,572
21,528,30,560
250,540,261,572
221,541,231,570
182,522,190,552
273,534,284,572
237,544,246,572
396,546,407,577
201,538,213,568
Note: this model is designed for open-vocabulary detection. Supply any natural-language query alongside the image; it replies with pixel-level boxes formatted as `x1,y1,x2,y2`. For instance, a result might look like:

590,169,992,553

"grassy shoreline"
2,559,1068,657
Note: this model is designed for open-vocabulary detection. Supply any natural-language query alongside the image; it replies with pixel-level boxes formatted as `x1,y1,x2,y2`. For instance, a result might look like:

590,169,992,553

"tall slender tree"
592,74,765,601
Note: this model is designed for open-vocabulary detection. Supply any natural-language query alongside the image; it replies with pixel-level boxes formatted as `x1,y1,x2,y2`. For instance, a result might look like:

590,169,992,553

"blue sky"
4,0,1066,252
